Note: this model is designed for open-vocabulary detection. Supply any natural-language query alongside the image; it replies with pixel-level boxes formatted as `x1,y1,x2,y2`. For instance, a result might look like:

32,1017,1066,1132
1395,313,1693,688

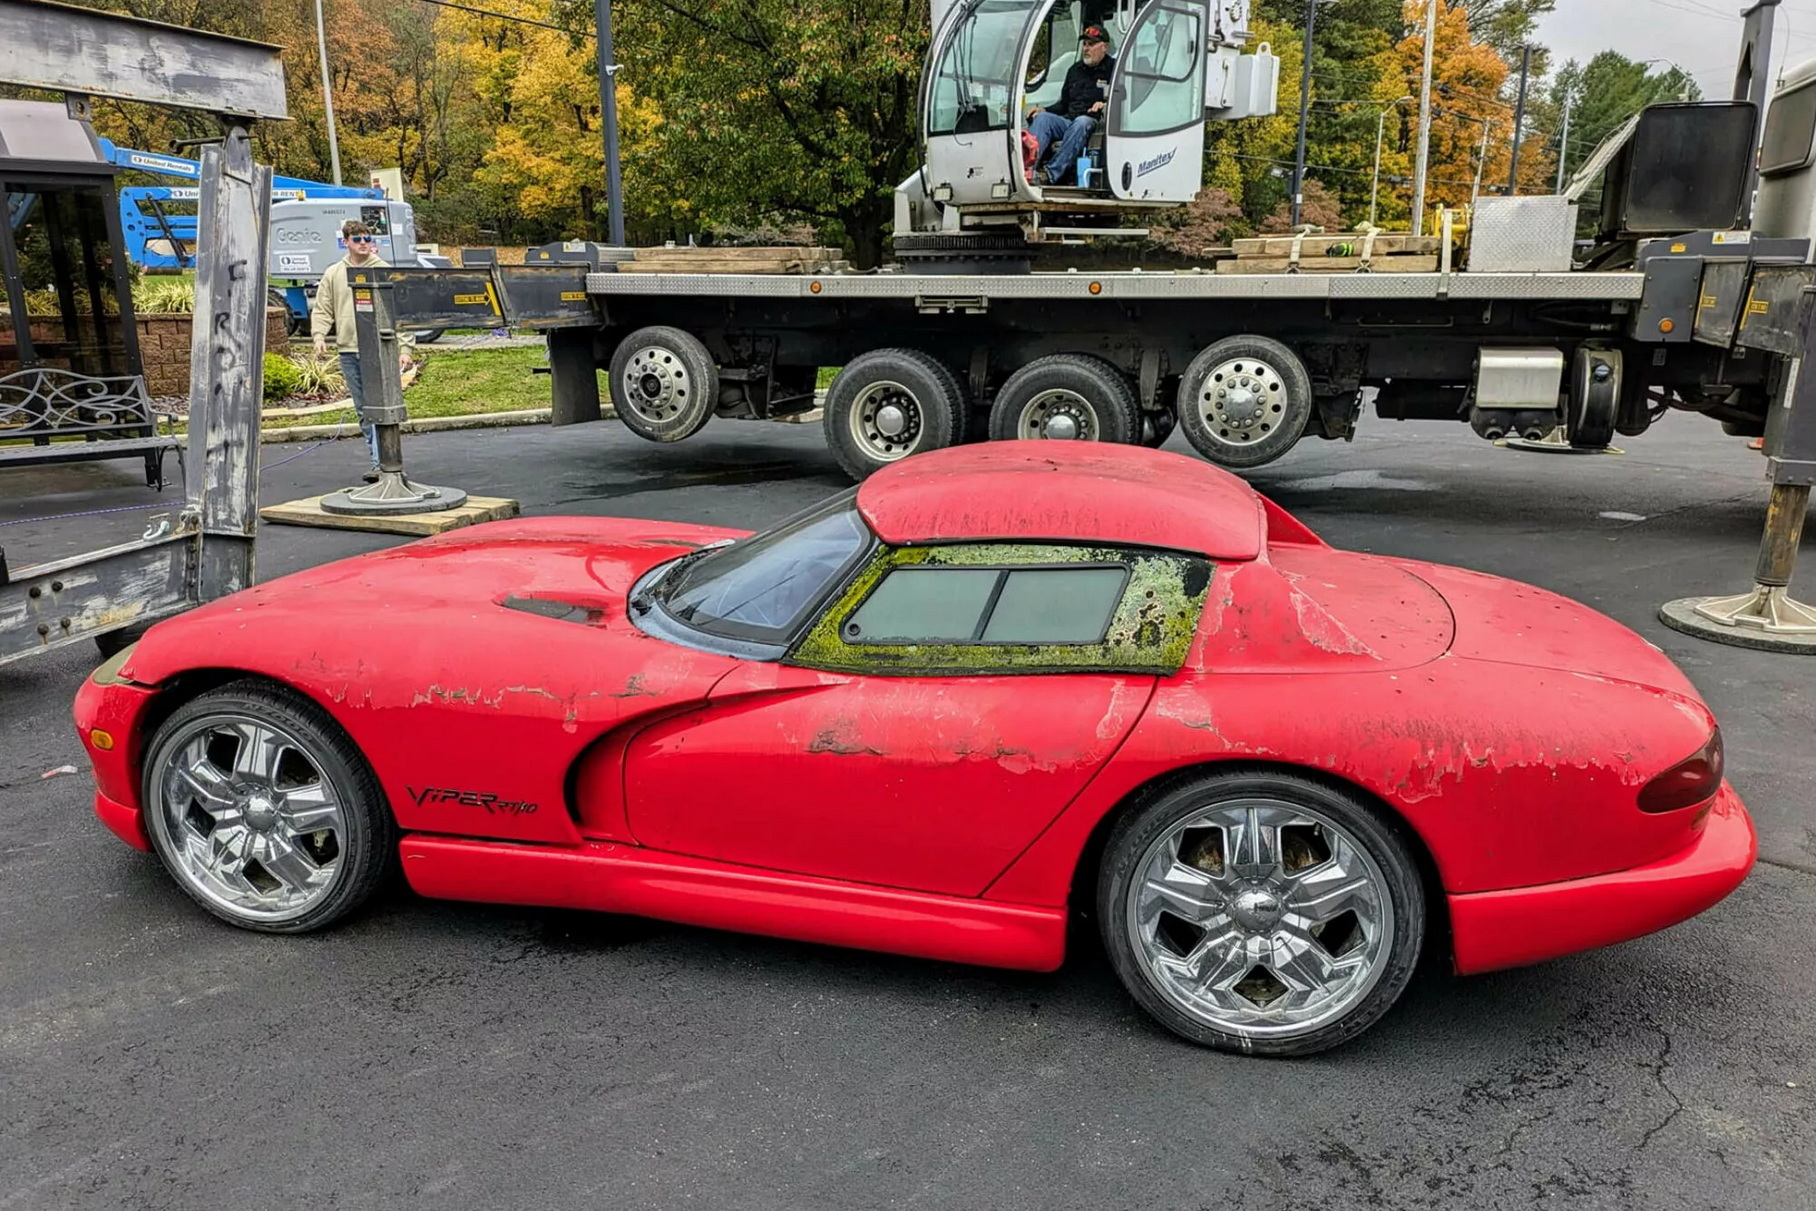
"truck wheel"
987,354,1139,444
1177,336,1313,469
609,325,719,442
1566,348,1619,449
823,348,968,481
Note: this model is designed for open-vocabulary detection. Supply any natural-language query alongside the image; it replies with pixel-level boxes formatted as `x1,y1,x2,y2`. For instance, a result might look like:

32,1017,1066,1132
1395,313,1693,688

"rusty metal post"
320,276,467,515
1660,285,1816,652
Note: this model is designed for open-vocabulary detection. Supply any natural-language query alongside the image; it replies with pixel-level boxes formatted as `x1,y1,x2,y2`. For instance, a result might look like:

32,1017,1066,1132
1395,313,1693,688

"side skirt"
399,835,1070,972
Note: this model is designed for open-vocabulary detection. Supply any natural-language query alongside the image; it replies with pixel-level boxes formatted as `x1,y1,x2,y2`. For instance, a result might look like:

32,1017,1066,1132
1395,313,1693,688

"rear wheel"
141,680,395,934
1176,335,1313,469
609,325,719,442
987,354,1140,444
822,348,968,481
1098,770,1425,1056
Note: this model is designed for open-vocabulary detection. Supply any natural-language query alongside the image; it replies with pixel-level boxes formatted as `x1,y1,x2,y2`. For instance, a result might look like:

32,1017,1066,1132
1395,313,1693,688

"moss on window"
788,542,1211,676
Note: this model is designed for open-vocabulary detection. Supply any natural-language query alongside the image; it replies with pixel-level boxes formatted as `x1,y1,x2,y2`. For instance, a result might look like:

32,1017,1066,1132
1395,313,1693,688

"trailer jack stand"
319,276,468,518
1660,483,1816,653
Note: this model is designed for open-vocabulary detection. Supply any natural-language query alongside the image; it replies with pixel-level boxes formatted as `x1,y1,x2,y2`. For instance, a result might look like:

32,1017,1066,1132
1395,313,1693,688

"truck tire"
1566,347,1619,449
987,354,1140,444
1177,335,1313,469
823,348,968,481
609,325,719,442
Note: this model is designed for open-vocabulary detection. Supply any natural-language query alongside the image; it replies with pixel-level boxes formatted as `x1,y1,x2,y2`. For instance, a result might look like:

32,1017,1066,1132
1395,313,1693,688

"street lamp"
1370,95,1413,227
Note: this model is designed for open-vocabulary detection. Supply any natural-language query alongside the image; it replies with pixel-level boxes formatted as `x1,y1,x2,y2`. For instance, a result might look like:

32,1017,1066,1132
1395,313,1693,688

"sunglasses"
349,235,376,244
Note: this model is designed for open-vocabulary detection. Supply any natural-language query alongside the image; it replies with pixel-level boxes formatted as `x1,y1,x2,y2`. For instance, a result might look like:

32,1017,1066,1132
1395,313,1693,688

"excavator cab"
898,0,1277,244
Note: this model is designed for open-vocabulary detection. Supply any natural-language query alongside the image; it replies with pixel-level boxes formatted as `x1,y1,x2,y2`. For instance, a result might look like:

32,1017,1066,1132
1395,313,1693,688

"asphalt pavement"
1,412,1811,1209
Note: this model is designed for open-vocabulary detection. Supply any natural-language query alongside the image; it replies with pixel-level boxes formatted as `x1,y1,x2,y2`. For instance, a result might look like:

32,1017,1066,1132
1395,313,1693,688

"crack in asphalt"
1637,1023,1687,1152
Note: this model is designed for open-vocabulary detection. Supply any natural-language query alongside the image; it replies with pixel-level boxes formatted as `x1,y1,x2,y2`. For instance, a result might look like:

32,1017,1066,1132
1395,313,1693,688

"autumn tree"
614,0,929,268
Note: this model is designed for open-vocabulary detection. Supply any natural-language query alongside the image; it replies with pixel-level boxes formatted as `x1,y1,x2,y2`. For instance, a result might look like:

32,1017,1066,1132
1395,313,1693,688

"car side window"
790,543,1212,676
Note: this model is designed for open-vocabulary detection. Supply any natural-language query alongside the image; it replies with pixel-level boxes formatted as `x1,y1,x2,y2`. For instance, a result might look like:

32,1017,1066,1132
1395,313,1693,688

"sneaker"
363,466,380,483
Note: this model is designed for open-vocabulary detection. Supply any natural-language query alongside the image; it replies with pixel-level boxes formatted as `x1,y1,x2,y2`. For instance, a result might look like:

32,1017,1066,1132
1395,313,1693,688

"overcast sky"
1536,0,1816,97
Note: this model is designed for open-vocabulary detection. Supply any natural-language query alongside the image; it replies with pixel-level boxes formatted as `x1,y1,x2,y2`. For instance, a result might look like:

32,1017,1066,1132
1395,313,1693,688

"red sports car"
74,443,1754,1055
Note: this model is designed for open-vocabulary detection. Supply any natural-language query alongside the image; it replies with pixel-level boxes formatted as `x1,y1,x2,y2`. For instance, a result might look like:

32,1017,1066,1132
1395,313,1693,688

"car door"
622,541,1211,897
1104,0,1208,201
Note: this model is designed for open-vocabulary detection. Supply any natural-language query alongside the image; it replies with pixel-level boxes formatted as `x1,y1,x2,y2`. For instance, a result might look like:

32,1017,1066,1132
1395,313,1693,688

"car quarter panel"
111,518,746,845
985,652,1722,905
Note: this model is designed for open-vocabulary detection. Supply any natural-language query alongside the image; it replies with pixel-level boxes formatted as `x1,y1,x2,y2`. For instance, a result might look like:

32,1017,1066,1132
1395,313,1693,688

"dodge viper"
74,443,1755,1055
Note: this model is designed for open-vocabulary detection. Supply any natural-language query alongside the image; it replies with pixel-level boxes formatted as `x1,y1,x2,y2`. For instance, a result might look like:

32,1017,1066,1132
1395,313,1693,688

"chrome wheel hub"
1019,389,1097,441
153,714,348,922
849,381,923,461
1199,358,1287,446
622,346,692,422
1126,799,1393,1040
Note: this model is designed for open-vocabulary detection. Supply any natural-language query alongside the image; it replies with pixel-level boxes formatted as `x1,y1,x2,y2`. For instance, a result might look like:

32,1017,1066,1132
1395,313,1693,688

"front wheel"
141,680,396,933
609,325,719,442
1098,770,1425,1056
1176,335,1313,469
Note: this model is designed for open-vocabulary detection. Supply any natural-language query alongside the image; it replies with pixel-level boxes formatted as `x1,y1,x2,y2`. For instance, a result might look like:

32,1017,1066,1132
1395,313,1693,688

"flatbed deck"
586,270,1647,301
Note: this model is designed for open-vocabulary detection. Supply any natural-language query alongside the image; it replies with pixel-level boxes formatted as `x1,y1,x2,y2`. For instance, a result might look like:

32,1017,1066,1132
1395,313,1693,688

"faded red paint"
73,446,1754,980
857,441,1265,559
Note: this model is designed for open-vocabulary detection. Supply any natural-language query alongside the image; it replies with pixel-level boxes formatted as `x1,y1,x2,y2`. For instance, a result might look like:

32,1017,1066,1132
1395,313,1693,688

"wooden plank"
1233,234,1440,256
1216,255,1440,275
260,493,521,537
0,0,288,118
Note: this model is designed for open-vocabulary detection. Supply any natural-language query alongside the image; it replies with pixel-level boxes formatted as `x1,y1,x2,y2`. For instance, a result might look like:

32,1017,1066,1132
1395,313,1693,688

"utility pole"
1411,0,1436,235
313,0,342,186
1554,93,1573,193
1289,0,1319,227
1471,117,1493,208
1370,95,1412,227
593,0,626,247
1507,43,1532,195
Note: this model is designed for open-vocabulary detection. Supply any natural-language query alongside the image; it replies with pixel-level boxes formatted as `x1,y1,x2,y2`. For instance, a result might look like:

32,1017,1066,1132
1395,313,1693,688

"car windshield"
654,492,872,644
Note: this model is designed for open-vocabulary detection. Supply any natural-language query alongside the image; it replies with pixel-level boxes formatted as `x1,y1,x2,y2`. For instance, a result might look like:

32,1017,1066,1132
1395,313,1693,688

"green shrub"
290,354,346,397
134,276,196,314
262,352,304,401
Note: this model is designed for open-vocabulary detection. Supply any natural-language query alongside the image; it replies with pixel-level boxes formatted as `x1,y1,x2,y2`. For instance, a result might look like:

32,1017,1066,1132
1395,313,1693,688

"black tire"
1176,335,1313,469
1566,347,1618,449
140,679,396,934
822,348,968,481
987,354,1140,444
609,325,719,442
269,287,306,337
411,328,446,345
1139,408,1177,448
1097,769,1426,1056
95,623,150,660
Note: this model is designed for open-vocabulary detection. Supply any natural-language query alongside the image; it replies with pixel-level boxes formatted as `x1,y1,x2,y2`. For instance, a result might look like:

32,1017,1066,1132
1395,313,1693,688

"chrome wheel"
1018,388,1099,440
151,713,348,923
1125,797,1394,1041
1196,357,1288,448
621,345,694,424
848,380,925,461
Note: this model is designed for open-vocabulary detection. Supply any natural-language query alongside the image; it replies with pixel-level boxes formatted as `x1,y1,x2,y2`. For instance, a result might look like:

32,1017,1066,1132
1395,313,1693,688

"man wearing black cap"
1027,25,1117,186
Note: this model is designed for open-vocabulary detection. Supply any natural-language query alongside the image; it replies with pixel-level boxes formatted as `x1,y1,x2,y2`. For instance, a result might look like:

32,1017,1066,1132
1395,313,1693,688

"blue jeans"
338,351,379,466
1028,111,1097,184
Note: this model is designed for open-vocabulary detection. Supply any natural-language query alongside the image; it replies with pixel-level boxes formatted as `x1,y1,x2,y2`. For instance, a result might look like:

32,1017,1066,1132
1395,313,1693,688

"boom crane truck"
487,0,1816,483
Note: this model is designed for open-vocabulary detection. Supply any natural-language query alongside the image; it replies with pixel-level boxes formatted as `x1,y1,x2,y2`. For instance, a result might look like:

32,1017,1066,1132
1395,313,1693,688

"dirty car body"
74,443,1755,1055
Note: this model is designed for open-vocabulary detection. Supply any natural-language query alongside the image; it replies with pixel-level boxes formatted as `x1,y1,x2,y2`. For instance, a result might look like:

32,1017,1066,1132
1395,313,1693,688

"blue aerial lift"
97,139,445,336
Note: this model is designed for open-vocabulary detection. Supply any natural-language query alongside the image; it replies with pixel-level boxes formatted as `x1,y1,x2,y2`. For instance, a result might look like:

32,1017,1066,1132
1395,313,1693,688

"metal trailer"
0,0,280,667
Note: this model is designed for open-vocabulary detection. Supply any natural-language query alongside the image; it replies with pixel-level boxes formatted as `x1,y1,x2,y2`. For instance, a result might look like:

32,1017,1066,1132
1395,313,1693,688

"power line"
409,0,587,35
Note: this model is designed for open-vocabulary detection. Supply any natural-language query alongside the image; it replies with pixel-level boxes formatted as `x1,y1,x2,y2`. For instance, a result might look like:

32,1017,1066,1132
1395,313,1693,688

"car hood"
121,516,748,686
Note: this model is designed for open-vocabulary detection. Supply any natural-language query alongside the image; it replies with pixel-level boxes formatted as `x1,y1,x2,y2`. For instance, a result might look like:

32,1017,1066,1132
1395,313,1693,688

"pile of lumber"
618,245,849,274
1215,233,1440,274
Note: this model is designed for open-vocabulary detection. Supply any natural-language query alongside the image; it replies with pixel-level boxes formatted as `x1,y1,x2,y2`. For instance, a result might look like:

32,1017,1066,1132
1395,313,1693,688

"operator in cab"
1026,25,1116,186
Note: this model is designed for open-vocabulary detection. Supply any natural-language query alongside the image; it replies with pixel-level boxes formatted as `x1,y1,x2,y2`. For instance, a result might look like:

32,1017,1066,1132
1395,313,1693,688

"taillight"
1639,729,1724,814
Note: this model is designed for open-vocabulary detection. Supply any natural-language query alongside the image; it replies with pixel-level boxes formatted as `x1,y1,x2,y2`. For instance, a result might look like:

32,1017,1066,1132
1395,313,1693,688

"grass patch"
256,344,607,430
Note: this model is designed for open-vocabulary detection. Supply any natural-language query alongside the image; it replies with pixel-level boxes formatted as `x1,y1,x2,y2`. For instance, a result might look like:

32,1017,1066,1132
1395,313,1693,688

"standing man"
1027,25,1117,186
312,219,412,482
